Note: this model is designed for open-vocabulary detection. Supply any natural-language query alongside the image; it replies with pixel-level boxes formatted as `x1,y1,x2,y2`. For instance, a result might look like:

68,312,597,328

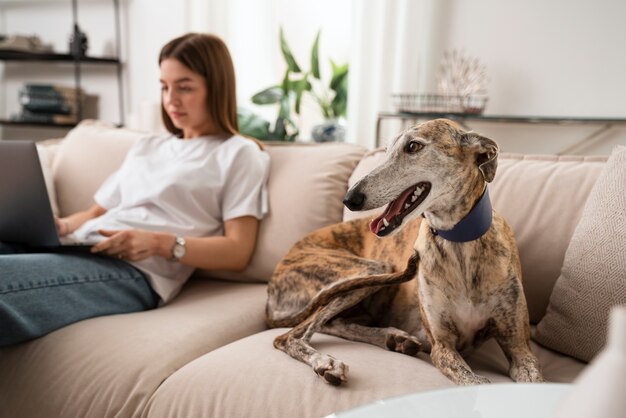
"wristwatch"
170,235,186,262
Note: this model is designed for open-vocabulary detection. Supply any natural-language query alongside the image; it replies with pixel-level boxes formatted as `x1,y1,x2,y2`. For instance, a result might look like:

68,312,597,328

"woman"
0,33,270,347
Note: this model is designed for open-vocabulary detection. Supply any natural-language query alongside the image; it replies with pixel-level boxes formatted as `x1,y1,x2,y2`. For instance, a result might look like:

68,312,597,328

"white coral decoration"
437,50,488,97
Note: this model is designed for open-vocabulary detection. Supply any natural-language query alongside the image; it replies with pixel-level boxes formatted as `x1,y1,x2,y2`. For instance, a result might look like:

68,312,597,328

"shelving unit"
0,0,124,130
376,111,626,154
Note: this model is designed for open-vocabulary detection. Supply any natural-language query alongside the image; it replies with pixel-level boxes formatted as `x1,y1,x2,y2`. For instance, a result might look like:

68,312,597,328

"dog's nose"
343,189,366,211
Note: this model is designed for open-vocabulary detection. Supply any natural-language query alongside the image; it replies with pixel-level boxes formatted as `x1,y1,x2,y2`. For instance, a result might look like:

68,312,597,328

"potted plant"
247,27,348,142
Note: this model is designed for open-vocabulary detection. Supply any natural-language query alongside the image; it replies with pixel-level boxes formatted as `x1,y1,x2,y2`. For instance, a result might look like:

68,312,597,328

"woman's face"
160,58,214,139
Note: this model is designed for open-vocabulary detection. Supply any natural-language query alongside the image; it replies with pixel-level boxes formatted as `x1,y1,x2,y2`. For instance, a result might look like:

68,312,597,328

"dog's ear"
462,132,499,183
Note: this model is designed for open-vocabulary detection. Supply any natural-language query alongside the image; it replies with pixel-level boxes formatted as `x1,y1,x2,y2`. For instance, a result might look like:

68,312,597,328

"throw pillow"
52,120,146,216
36,142,61,216
534,145,626,362
206,142,367,283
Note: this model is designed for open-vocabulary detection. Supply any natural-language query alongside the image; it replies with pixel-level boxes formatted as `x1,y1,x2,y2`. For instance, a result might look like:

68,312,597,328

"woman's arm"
91,216,260,271
56,204,108,236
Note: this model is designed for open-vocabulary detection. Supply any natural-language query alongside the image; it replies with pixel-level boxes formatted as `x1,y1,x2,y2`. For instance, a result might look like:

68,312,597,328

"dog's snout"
343,189,366,211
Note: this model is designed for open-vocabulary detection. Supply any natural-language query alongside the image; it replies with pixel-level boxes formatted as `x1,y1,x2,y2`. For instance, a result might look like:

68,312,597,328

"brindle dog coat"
266,119,544,386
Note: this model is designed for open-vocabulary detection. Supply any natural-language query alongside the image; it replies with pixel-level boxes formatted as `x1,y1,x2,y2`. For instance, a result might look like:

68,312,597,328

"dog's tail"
266,251,420,328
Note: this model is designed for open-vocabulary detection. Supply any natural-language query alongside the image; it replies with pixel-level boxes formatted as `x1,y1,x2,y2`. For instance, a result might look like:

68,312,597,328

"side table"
327,383,571,418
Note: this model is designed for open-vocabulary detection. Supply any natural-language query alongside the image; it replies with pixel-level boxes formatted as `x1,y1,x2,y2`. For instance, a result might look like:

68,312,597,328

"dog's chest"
416,238,507,349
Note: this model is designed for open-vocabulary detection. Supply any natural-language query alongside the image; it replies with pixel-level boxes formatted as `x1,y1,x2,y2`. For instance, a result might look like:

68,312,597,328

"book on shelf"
20,96,72,115
10,83,99,125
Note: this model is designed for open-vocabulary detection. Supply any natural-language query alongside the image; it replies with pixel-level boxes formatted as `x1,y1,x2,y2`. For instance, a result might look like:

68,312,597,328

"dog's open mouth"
370,182,431,236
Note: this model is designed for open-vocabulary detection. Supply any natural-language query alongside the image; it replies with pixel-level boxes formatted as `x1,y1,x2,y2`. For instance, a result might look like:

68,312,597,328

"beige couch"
0,120,611,418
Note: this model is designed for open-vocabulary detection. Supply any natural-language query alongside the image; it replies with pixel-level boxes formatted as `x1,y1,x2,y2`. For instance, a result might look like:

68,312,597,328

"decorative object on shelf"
553,305,626,418
0,34,53,53
10,83,97,125
437,49,488,98
311,118,346,142
69,24,88,57
391,93,488,115
250,27,348,141
392,49,488,115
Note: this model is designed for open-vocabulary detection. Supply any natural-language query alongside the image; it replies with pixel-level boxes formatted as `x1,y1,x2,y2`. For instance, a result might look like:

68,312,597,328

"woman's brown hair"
159,33,263,148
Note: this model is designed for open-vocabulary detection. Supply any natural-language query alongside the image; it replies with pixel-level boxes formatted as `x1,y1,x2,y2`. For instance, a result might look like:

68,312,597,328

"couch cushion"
0,279,267,418
36,142,61,216
208,142,367,283
142,328,584,418
345,149,607,323
52,120,145,216
534,146,626,362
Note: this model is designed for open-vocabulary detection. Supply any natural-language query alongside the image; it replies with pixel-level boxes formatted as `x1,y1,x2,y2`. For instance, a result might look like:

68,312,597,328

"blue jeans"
0,242,159,347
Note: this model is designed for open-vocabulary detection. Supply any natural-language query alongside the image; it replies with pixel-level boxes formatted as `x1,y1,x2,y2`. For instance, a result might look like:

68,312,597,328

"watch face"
173,244,185,259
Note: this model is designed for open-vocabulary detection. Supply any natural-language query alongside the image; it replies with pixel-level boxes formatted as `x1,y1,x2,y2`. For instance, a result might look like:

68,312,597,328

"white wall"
1,0,625,154
427,0,626,155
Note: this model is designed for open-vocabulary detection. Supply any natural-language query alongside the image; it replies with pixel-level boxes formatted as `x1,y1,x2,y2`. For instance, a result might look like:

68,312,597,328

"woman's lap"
0,243,159,346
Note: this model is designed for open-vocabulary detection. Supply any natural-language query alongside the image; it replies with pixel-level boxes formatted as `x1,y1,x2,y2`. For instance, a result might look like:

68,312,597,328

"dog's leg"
273,287,380,385
495,321,544,383
430,340,491,385
498,339,544,383
320,318,422,356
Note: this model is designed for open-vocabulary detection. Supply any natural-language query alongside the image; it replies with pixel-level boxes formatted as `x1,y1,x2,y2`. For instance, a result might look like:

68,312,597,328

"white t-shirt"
72,133,270,303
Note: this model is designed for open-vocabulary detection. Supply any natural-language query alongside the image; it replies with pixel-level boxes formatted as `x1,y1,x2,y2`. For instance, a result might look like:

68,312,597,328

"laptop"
0,140,92,249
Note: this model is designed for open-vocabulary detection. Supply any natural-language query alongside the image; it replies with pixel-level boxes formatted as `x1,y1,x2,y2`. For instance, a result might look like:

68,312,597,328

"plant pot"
311,119,346,142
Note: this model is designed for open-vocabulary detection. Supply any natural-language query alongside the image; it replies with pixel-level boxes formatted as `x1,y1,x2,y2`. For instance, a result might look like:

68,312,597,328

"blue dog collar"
432,188,493,242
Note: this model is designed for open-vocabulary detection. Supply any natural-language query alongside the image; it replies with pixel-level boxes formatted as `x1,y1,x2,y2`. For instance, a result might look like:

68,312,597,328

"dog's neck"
426,186,493,242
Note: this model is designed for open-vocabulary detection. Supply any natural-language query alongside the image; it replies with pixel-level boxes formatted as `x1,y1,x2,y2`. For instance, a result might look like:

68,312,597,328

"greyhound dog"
266,119,544,386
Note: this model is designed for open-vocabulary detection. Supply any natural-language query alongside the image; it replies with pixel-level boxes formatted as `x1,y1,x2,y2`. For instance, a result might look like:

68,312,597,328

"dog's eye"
405,141,423,154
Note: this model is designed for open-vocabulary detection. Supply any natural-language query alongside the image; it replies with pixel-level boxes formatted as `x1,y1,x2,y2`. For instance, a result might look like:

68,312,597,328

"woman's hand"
91,229,173,261
55,204,108,238
55,217,71,237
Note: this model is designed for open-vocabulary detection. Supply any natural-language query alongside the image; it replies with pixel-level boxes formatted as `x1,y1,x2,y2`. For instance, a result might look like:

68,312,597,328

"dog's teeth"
411,195,417,203
404,203,411,209
382,218,389,227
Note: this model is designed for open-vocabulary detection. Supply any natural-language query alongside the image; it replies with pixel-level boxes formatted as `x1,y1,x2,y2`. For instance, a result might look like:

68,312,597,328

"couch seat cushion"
143,328,584,418
0,279,267,418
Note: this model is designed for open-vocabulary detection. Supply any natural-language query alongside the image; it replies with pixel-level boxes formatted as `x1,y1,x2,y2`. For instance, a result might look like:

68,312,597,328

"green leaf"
251,86,283,105
281,69,292,93
292,76,312,114
278,95,291,119
268,116,298,141
330,60,349,91
280,27,301,73
331,90,348,118
237,107,270,140
310,30,321,79
270,117,286,140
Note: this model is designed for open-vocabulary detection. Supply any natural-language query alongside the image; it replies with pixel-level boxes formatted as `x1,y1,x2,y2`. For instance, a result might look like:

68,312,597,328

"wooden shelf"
0,50,120,64
0,119,77,128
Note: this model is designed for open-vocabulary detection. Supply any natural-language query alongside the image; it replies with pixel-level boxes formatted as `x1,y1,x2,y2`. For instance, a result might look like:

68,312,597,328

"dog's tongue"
369,187,415,234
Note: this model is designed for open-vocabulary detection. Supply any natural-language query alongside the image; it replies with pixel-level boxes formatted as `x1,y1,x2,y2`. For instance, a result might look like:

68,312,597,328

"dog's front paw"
385,329,422,356
511,366,545,383
312,354,349,386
